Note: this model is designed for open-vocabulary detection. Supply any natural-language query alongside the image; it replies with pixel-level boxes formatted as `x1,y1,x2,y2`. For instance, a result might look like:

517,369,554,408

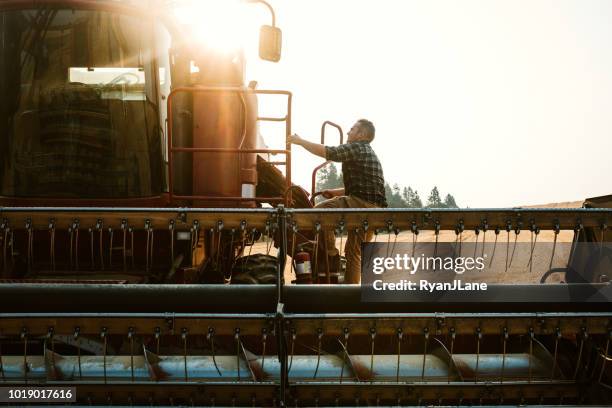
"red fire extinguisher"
293,251,312,284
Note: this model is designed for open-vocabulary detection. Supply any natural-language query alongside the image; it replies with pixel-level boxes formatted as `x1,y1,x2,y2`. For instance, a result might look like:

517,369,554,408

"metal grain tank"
191,48,258,207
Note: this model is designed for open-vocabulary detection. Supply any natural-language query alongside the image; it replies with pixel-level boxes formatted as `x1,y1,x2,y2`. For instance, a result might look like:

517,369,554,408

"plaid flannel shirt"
325,141,388,207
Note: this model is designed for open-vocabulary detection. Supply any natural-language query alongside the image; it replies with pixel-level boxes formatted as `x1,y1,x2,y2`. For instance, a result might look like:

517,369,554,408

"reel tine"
385,221,392,258
21,327,27,384
215,220,223,266
489,227,500,269
481,220,488,259
474,327,481,384
206,327,223,376
369,327,376,382
97,219,104,270
108,227,113,268
408,222,416,258
473,228,479,259
232,220,247,269
145,220,152,272
265,220,272,256
458,220,464,257
568,222,583,267
128,327,135,382
396,328,403,383
154,327,161,355
235,328,241,381
25,219,33,273
599,330,611,383
573,327,588,380
150,228,155,273
290,224,297,276
526,225,539,273
508,224,520,269
75,222,80,271
101,327,107,385
549,222,560,271
206,227,214,269
169,220,175,267
505,221,512,272
339,327,349,383
528,327,534,383
448,327,456,384
501,327,508,384
313,223,320,283
130,227,135,269
121,220,128,271
261,328,267,373
182,328,188,381
551,327,561,381
421,327,429,382
528,224,534,267
433,221,440,261
288,328,296,375
74,327,82,379
49,219,55,272
228,227,236,270
242,228,257,274
47,327,55,367
69,226,74,270
313,328,323,379
193,220,200,256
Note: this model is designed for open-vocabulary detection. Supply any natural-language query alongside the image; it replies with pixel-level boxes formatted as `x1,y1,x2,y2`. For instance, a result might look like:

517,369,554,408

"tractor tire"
231,254,278,284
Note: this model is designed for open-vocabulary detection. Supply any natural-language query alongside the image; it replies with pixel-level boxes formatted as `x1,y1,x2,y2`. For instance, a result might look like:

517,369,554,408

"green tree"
316,172,459,208
426,186,443,208
402,187,414,207
444,193,458,208
388,183,406,207
412,190,423,208
316,163,343,192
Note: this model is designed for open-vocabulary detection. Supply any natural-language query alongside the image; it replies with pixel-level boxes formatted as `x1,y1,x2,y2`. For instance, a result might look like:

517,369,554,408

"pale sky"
242,0,612,207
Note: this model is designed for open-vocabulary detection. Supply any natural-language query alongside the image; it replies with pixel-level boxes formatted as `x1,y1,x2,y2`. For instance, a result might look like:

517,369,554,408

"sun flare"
172,0,256,53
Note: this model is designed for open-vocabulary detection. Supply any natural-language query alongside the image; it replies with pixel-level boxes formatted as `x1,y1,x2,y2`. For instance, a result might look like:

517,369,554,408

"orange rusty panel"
241,90,259,186
191,89,258,207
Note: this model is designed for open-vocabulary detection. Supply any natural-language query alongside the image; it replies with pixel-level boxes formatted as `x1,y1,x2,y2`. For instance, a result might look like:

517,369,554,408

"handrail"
310,121,344,203
320,120,343,145
166,87,292,205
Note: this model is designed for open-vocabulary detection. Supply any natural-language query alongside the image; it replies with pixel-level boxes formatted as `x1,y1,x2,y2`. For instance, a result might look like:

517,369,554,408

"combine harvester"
0,0,611,405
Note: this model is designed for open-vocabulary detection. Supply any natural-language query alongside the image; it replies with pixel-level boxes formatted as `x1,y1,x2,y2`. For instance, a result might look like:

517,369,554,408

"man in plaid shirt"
289,119,387,283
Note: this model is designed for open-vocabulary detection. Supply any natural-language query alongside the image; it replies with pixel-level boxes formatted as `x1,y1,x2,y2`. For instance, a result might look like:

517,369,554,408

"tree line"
316,163,458,208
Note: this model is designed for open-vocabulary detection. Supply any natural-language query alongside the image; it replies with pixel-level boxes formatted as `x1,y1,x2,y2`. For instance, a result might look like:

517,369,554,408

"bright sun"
172,0,257,53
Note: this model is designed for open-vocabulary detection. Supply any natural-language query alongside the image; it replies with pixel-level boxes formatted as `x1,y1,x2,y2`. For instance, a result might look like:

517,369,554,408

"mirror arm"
245,0,276,27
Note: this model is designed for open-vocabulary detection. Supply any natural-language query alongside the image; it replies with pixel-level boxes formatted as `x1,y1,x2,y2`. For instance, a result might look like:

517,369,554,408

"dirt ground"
251,200,584,284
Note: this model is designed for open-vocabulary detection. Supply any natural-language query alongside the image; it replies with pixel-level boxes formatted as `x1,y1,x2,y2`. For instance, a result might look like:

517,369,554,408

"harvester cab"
0,1,611,406
0,0,298,282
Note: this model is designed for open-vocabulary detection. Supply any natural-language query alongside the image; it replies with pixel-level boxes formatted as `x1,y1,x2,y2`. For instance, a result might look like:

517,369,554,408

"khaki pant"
315,195,379,284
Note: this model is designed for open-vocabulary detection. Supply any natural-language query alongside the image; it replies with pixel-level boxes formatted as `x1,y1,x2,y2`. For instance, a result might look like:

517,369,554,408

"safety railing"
310,121,343,204
167,87,292,205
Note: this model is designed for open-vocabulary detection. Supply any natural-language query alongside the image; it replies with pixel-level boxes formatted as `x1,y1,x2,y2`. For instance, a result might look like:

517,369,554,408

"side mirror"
259,25,282,62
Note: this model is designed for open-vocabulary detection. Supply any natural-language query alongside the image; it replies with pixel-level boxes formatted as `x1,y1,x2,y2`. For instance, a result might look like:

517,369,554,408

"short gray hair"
357,119,375,141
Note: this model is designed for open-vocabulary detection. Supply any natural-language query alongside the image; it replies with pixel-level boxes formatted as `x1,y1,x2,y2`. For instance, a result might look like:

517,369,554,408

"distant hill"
521,200,583,208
